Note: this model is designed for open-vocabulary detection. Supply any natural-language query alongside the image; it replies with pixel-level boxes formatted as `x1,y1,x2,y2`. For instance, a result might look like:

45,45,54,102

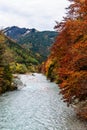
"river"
0,73,87,130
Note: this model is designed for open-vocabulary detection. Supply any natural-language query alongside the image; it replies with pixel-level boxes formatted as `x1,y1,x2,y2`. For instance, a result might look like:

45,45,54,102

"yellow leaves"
10,63,27,74
80,0,85,3
0,67,4,74
45,58,53,72
0,33,6,43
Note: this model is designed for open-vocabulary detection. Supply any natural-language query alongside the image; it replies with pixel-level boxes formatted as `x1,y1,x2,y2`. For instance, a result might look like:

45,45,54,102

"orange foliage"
42,0,87,119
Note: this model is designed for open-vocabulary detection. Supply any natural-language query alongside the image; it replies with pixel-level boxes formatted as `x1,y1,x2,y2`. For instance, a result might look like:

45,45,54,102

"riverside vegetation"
0,31,38,93
0,0,87,121
41,0,87,120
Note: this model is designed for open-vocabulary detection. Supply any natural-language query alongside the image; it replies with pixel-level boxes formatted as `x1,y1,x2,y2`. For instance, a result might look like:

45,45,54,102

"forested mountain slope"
0,32,39,73
3,26,58,62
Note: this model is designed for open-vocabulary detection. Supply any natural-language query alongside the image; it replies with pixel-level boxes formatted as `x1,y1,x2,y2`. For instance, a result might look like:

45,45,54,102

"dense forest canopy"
42,0,87,119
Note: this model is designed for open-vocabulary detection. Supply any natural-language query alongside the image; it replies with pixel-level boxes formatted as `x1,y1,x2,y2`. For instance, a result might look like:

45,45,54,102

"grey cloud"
0,0,70,30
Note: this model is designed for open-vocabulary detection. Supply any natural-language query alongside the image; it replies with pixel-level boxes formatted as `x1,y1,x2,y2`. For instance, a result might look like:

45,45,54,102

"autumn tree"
0,32,13,93
43,0,87,119
0,34,5,93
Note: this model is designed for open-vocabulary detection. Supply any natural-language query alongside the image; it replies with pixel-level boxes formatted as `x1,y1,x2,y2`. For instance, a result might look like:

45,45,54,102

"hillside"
3,26,58,62
0,32,39,73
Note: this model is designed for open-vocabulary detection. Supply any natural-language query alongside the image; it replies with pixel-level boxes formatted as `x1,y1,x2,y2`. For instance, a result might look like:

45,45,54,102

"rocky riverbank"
72,100,87,120
12,74,24,90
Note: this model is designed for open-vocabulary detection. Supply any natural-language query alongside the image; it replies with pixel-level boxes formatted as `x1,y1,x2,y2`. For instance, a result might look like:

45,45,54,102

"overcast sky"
0,0,70,31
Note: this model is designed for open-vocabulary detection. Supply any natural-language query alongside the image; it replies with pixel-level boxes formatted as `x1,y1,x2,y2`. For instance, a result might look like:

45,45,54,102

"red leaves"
53,1,87,119
42,0,87,119
53,0,87,105
41,1,87,120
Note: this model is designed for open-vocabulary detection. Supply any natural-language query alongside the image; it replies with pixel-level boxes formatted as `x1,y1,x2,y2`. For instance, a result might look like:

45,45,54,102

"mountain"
3,26,58,62
3,26,38,41
0,32,39,72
